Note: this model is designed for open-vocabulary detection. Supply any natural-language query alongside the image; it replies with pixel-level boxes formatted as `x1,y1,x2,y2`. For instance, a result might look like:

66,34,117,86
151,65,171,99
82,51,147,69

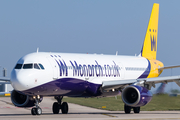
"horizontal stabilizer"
158,65,180,70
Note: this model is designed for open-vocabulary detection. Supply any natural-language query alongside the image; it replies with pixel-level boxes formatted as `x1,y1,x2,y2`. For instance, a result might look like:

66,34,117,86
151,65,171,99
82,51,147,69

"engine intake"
11,90,42,107
121,85,152,107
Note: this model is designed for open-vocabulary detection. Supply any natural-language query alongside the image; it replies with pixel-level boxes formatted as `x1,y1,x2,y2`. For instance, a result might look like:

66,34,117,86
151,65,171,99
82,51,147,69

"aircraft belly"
21,78,101,96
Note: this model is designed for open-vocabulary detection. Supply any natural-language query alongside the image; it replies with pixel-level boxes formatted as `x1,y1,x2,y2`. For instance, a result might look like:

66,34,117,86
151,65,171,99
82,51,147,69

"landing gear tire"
61,102,68,114
124,104,131,114
31,107,42,115
31,108,37,115
133,107,140,113
53,96,69,114
53,102,60,114
36,107,42,115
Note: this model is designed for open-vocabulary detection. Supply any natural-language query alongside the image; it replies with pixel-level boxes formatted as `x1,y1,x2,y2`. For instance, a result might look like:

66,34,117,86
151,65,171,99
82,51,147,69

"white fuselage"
11,52,150,97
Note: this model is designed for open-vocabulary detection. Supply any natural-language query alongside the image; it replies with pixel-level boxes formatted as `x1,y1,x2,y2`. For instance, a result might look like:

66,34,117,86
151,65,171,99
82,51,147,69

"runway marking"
0,106,51,109
102,113,117,117
113,118,180,120
0,100,13,106
0,100,51,109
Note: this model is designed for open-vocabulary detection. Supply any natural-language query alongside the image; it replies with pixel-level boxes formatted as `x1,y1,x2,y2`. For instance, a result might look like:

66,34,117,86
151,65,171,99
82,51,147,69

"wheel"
35,107,42,115
31,108,36,115
61,102,68,114
53,102,60,114
133,107,140,113
124,104,131,114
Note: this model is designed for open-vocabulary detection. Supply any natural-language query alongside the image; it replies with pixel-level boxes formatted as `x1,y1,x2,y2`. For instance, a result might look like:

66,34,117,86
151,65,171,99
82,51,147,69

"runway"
0,97,180,120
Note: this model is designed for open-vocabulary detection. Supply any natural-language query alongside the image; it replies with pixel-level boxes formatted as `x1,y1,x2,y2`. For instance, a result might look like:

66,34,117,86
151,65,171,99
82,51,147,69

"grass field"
63,94,180,111
1,94,180,111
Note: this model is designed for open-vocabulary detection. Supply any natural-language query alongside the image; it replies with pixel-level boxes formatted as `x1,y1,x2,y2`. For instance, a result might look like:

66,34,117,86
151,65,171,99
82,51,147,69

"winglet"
141,3,159,60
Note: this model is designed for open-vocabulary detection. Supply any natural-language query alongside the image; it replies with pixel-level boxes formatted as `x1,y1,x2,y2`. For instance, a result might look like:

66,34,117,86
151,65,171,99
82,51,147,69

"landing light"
37,95,40,99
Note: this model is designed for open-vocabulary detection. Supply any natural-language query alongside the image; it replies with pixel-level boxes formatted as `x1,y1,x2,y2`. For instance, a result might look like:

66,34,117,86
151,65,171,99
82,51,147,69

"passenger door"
47,57,59,79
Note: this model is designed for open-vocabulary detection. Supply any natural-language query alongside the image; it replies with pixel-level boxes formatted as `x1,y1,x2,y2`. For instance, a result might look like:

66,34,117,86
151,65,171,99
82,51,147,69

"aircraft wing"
102,75,180,91
0,77,11,84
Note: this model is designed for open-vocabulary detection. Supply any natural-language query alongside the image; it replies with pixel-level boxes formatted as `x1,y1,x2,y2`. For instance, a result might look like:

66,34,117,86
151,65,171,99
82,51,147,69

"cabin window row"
65,66,121,70
125,67,146,71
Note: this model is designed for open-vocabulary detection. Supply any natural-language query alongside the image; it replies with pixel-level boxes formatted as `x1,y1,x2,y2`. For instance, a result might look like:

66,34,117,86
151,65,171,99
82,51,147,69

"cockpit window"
15,63,44,70
15,64,23,69
38,64,45,70
23,64,33,69
34,63,40,69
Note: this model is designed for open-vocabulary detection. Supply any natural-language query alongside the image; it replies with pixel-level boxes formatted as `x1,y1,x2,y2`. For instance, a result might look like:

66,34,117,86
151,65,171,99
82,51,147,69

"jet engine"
11,90,42,107
121,85,152,107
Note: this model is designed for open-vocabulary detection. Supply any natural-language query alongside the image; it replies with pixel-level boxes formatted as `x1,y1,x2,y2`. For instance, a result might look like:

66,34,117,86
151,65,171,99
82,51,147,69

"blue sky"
1,0,180,93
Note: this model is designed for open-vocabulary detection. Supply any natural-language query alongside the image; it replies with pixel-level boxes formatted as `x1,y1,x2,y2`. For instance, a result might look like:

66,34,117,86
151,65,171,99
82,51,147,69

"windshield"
14,63,45,70
14,64,23,69
23,64,33,69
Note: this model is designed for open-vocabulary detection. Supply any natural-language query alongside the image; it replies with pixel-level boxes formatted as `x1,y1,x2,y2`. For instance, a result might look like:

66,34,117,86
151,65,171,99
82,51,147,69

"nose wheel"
31,96,42,115
31,107,42,115
52,96,69,114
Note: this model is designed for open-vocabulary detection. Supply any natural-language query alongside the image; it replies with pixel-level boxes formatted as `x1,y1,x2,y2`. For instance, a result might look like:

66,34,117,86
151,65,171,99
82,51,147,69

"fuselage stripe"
138,59,151,78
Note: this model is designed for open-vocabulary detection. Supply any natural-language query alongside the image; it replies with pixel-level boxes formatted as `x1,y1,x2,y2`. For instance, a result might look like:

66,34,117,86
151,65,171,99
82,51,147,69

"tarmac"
0,97,180,120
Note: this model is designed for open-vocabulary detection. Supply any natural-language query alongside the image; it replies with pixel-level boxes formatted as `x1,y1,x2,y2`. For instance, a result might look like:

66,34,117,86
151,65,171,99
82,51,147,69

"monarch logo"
50,55,68,76
150,34,156,51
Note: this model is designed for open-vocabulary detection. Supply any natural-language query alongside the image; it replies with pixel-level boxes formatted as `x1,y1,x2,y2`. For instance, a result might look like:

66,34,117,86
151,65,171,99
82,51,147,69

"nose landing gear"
52,96,68,114
31,95,42,115
31,107,42,115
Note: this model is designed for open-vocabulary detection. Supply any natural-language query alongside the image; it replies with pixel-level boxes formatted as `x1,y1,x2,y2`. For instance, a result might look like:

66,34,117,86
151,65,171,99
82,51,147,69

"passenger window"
34,63,40,69
39,64,45,70
15,64,23,69
23,64,33,69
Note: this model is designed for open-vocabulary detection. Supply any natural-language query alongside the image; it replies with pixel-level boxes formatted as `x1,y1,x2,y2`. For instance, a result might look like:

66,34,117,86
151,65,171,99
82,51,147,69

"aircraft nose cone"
11,69,30,91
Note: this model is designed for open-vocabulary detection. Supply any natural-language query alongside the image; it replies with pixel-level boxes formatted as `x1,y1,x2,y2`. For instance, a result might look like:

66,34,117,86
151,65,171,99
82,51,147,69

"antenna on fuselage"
116,51,118,56
37,48,39,53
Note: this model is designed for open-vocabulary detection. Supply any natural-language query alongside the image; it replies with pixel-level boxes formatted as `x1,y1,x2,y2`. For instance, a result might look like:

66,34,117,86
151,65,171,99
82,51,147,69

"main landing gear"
52,96,69,114
124,104,140,114
31,96,42,115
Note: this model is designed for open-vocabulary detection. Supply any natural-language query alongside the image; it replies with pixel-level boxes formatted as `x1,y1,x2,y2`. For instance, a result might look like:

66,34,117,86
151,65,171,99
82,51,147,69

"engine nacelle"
121,85,152,107
11,90,42,107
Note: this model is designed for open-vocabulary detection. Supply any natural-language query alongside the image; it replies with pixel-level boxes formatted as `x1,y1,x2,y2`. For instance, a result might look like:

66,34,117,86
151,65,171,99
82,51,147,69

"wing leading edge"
0,77,11,84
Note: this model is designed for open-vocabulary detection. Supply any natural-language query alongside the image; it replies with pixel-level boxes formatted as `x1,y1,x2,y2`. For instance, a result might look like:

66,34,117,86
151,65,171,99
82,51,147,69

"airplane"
1,3,180,115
